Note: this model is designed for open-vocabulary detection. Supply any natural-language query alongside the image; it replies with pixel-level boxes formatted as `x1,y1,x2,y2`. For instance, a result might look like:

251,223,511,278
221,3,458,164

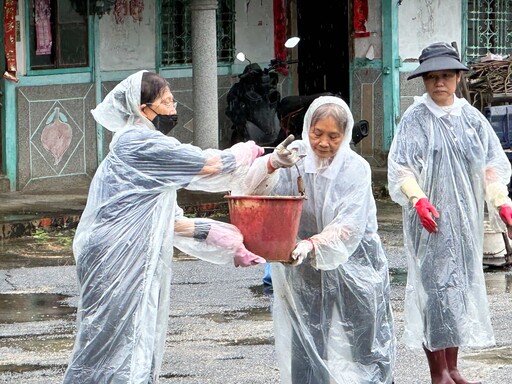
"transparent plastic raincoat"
63,70,264,383
233,96,396,383
387,93,511,351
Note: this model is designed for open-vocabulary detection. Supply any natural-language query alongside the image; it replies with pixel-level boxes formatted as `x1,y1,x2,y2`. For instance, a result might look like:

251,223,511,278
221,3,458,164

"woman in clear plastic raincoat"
233,96,396,384
62,70,268,384
387,42,512,384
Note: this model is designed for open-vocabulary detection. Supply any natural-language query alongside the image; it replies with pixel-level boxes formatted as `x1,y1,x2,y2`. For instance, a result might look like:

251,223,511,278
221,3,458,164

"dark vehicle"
225,60,282,146
226,38,368,148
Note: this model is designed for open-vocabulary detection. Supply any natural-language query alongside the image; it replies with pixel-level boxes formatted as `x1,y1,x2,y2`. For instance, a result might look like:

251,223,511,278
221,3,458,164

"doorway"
296,0,350,100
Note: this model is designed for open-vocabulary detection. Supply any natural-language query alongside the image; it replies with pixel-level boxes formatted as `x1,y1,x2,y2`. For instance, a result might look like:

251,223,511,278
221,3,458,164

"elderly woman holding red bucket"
233,95,396,384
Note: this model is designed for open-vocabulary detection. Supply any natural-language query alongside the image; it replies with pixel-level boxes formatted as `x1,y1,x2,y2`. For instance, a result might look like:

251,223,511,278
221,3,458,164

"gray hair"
310,103,348,134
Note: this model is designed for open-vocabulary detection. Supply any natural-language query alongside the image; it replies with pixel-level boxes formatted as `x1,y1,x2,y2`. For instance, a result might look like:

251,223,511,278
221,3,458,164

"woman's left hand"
499,205,512,239
234,245,266,267
290,239,314,266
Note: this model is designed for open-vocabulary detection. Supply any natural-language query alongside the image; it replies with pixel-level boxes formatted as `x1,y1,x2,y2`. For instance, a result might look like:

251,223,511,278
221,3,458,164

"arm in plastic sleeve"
230,155,280,196
485,181,511,210
173,218,249,265
400,177,427,205
204,222,266,267
301,226,354,270
230,141,264,168
204,222,243,250
173,218,227,262
483,166,512,232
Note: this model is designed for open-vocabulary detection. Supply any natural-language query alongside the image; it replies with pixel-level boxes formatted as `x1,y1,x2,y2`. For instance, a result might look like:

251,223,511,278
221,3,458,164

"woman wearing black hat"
388,42,512,384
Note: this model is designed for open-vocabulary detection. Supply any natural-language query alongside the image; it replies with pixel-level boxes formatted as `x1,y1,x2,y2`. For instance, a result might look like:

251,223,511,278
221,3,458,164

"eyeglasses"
147,100,177,110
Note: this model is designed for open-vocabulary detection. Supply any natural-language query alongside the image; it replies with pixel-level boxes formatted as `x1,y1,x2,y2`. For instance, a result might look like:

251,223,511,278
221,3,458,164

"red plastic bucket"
225,195,305,262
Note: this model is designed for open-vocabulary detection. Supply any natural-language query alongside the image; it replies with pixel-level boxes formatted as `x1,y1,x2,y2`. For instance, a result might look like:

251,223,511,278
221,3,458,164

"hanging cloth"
273,0,288,75
353,0,370,38
130,0,144,22
113,0,128,24
35,0,52,55
3,0,19,82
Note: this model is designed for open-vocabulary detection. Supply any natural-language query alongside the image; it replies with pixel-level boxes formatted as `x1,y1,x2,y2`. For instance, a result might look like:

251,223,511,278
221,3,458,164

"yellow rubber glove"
400,177,427,205
485,182,510,209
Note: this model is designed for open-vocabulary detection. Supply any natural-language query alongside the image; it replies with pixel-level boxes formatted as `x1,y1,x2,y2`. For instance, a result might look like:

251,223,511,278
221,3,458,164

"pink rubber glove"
414,197,440,233
234,245,266,267
231,140,264,167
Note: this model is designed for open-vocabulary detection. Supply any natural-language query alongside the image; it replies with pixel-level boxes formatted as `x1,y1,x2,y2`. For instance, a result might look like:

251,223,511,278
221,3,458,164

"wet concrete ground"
0,199,511,383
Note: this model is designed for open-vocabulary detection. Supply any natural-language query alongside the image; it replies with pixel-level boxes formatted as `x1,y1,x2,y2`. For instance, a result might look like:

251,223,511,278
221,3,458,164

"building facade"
1,0,509,192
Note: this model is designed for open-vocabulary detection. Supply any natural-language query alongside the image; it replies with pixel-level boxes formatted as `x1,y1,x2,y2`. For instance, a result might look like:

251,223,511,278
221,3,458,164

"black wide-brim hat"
407,42,469,80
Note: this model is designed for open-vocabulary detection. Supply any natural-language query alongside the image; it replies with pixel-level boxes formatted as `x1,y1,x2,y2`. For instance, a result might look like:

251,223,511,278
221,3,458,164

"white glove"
269,135,299,169
290,239,314,266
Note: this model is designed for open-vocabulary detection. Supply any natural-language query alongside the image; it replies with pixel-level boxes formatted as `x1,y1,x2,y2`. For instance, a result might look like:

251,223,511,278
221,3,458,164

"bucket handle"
295,158,307,199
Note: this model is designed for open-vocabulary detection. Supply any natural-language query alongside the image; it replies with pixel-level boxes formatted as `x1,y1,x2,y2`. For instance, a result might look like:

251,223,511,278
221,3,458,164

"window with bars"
160,0,235,66
28,0,89,70
466,0,512,63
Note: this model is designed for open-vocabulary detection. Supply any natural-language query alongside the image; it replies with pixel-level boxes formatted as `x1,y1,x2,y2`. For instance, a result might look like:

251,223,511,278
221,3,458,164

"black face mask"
151,113,178,135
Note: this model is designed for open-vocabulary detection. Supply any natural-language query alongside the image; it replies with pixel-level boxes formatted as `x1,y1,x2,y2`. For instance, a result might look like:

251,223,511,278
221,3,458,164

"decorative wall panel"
17,84,97,191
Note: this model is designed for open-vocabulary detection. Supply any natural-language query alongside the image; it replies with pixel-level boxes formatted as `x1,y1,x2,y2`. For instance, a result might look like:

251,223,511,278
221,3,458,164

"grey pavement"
0,189,511,383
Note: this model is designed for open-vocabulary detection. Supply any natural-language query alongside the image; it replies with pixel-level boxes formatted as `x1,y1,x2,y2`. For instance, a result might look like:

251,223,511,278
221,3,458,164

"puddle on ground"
200,306,272,323
389,268,512,295
0,293,75,324
160,372,194,379
485,271,512,294
0,363,65,374
222,336,273,346
0,335,73,354
463,346,512,365
389,267,407,286
249,284,274,297
0,229,75,269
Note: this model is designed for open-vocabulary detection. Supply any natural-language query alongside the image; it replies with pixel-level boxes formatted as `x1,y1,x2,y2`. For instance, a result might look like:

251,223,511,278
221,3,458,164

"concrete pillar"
191,0,218,149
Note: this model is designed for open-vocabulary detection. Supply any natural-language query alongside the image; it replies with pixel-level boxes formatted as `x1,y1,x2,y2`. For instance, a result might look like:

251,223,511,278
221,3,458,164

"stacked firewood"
467,60,512,94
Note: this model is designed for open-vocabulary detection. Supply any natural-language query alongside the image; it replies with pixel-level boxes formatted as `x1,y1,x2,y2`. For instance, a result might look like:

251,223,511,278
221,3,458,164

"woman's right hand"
268,135,299,170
